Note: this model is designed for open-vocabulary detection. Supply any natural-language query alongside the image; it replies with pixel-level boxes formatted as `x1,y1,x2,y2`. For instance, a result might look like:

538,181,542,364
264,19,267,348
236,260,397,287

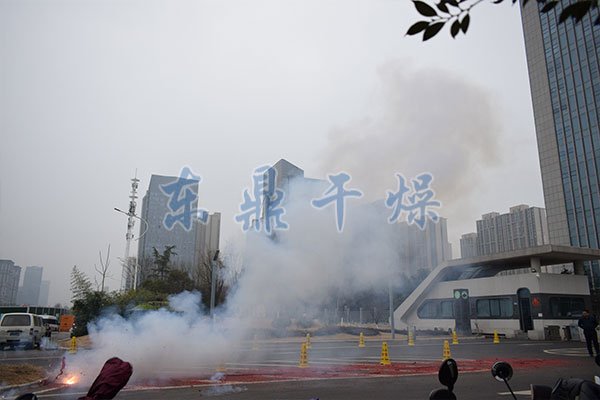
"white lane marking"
498,390,531,396
517,343,546,346
544,348,589,357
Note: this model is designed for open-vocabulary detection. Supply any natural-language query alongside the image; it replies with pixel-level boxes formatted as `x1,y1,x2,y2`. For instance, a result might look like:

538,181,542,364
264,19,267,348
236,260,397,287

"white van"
40,315,59,335
0,313,45,349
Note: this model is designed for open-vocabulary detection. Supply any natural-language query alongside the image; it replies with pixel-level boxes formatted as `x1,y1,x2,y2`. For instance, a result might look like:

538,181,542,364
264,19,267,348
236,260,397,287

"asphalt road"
0,333,68,369
2,337,599,400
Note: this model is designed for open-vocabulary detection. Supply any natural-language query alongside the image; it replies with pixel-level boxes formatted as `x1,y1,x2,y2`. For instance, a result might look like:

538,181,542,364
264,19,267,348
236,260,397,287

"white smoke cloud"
318,59,503,228
65,195,409,385
64,60,503,385
66,292,243,385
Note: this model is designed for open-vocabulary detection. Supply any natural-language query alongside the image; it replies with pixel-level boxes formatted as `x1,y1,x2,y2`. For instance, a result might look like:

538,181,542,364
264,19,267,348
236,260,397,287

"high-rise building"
195,212,221,263
476,205,549,256
353,200,453,276
460,233,478,259
20,266,43,305
395,216,453,274
521,2,600,288
0,260,21,305
262,159,452,274
38,280,50,307
137,174,221,283
261,159,327,219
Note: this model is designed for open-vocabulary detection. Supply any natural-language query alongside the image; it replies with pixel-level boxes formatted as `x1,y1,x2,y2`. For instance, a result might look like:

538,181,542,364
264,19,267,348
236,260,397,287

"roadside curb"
0,378,46,392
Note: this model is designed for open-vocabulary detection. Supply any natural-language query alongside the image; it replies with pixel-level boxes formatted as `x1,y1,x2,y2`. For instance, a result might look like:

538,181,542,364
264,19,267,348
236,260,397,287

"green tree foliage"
111,288,169,314
70,265,93,302
151,245,177,280
406,0,599,41
71,291,113,336
69,245,238,335
140,269,195,295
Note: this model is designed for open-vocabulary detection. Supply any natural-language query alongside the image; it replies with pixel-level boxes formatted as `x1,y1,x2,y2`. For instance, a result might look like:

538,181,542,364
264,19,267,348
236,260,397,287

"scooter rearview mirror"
491,361,517,400
438,358,459,390
491,361,513,382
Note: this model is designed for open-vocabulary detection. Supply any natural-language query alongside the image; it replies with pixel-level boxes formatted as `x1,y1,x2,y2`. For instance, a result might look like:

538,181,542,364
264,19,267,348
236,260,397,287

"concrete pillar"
574,260,585,275
530,257,541,273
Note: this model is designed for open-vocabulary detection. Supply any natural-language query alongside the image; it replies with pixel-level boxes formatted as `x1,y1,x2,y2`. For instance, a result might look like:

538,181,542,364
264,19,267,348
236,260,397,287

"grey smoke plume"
318,60,502,229
65,291,244,385
65,193,411,384
62,61,503,385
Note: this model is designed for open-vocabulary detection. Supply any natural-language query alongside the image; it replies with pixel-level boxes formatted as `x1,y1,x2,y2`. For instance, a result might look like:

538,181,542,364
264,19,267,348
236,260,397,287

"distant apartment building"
195,212,221,263
395,216,453,274
38,280,50,307
475,205,549,256
19,266,43,306
137,174,221,283
459,205,553,273
460,233,478,259
0,260,21,305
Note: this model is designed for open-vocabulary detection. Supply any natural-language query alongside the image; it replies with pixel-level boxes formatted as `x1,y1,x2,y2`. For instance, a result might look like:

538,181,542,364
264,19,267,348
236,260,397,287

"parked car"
0,313,45,349
40,315,59,336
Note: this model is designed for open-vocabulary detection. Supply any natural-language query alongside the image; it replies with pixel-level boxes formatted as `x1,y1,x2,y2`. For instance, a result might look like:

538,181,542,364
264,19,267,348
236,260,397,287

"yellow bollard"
358,332,366,348
299,342,308,368
216,362,227,372
442,340,451,360
305,333,311,349
380,342,391,366
68,336,77,354
408,330,415,346
493,330,500,344
452,330,459,345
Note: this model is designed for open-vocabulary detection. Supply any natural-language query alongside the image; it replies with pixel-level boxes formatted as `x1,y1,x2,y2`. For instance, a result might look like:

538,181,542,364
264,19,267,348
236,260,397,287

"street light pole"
210,250,220,320
114,207,148,290
114,174,148,291
389,281,395,339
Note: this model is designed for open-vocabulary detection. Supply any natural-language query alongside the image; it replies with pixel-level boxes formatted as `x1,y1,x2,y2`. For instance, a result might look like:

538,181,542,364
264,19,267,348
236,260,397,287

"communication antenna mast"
121,172,140,290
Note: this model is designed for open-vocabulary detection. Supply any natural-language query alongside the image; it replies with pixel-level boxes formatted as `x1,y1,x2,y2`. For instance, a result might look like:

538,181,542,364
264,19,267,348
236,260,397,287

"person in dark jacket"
578,309,600,357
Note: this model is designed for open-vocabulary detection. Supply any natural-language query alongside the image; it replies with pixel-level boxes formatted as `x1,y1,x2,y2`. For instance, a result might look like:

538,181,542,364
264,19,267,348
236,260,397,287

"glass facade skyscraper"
521,1,600,288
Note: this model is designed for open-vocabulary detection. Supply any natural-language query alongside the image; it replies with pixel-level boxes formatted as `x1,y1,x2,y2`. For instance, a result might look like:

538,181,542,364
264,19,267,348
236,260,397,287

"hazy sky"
0,0,544,305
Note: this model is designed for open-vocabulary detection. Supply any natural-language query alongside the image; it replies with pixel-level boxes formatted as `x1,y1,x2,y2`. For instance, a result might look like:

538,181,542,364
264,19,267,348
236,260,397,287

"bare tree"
191,251,227,308
94,244,112,292
221,240,245,289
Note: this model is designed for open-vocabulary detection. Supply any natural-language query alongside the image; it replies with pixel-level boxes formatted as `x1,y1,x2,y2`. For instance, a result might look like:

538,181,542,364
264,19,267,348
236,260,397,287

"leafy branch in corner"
406,0,600,41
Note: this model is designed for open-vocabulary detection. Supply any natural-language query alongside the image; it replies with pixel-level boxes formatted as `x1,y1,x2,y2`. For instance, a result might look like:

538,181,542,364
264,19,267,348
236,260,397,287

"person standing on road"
578,309,600,357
